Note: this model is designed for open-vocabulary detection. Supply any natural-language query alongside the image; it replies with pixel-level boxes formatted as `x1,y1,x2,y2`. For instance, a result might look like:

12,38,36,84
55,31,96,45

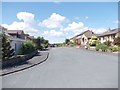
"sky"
2,2,118,43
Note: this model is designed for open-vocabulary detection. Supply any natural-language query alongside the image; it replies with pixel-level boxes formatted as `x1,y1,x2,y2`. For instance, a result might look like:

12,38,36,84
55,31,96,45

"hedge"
96,43,108,52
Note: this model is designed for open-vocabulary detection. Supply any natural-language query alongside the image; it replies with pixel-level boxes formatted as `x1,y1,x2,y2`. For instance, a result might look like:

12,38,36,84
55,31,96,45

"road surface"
2,47,118,88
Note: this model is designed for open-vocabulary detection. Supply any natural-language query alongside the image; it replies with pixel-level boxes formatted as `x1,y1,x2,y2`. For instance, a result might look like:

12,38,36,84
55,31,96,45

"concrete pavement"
2,50,49,76
2,47,118,88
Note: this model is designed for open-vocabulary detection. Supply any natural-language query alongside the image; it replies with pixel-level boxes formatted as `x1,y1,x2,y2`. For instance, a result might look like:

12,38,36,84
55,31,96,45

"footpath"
1,50,49,76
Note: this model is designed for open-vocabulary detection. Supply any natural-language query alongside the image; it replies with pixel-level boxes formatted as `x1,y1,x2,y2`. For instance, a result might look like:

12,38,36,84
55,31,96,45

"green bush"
108,46,113,52
89,40,100,46
69,42,76,47
33,37,49,50
96,43,108,52
100,44,108,52
96,44,101,51
109,45,119,52
104,40,112,46
119,47,120,51
20,42,36,55
57,43,65,47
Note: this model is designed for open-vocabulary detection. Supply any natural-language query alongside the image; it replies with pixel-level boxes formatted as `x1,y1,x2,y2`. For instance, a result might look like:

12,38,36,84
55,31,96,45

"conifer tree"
2,34,14,60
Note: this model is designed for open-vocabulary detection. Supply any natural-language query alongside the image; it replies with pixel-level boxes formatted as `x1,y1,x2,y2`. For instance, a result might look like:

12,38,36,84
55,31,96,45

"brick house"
97,28,120,44
75,30,96,46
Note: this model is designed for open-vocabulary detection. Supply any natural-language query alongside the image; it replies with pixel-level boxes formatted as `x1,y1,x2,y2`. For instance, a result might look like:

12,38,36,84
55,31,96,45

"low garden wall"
2,50,38,69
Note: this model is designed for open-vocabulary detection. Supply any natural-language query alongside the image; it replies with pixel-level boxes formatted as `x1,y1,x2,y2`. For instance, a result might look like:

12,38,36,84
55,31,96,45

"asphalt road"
2,47,118,88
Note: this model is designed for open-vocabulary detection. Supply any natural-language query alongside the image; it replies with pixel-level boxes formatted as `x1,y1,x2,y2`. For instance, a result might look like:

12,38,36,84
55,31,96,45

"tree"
33,37,41,50
89,36,100,46
20,42,36,54
91,36,98,40
33,37,49,50
65,39,70,45
2,34,14,60
44,40,49,48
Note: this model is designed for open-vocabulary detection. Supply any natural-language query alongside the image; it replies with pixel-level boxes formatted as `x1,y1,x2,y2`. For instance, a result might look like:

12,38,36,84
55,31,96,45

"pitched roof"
83,30,95,38
70,30,95,40
76,30,95,38
7,30,24,34
97,28,119,37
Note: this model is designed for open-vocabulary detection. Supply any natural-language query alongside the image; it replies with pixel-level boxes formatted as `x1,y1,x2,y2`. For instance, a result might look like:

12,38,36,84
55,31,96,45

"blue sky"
2,2,118,43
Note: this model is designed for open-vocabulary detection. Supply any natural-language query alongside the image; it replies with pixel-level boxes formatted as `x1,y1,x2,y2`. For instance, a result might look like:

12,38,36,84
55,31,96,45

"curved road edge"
1,52,49,76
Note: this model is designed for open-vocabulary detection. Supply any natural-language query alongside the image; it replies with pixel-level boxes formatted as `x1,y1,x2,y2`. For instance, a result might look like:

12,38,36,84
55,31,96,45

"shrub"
69,42,76,47
108,46,113,52
96,44,101,51
33,37,49,50
91,36,98,40
20,42,36,55
89,36,100,46
57,43,65,47
104,40,112,46
109,45,119,52
96,43,108,52
89,40,100,46
118,46,120,52
100,44,108,52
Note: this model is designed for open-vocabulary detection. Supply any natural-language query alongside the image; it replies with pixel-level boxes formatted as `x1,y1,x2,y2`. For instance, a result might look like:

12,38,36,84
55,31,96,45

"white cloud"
64,22,84,31
63,22,88,35
90,28,107,34
43,30,64,37
85,16,89,19
2,12,39,36
17,12,34,23
63,21,107,35
2,11,109,43
40,13,66,28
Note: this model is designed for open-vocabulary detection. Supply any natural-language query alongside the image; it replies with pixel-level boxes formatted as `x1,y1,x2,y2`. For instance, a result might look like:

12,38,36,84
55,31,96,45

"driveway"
2,47,118,88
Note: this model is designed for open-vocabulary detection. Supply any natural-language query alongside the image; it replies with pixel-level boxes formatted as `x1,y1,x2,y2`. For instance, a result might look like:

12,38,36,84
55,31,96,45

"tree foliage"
96,43,108,52
89,36,100,46
33,37,49,50
2,34,14,60
20,42,36,55
65,39,70,45
91,36,97,40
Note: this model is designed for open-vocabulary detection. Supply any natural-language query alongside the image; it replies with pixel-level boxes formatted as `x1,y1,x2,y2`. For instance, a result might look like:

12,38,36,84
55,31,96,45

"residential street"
2,47,118,88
